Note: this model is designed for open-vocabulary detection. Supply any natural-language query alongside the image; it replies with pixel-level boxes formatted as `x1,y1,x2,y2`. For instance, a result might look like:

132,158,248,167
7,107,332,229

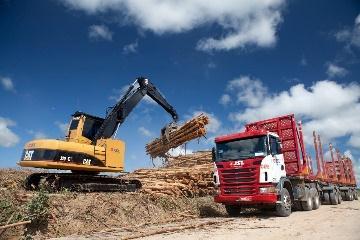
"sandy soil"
55,200,360,240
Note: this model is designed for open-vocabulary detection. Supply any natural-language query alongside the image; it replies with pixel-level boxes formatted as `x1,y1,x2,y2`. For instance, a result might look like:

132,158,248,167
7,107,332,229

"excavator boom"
93,77,178,142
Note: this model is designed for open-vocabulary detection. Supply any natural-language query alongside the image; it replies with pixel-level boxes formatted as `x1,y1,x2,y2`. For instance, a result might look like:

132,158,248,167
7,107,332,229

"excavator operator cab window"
69,118,80,131
82,117,104,140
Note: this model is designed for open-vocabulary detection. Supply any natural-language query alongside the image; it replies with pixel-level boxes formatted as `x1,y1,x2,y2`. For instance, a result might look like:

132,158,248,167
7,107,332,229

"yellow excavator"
18,77,178,192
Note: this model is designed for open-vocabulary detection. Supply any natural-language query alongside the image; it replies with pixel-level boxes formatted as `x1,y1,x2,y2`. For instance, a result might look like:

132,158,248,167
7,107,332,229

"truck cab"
213,130,286,206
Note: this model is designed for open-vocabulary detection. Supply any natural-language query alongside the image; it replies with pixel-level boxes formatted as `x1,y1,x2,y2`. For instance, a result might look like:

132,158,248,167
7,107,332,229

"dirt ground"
0,169,225,239
54,200,360,240
1,168,359,240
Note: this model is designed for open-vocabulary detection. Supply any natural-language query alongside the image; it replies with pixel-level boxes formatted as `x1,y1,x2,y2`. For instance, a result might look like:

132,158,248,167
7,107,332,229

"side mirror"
211,147,216,162
277,141,282,153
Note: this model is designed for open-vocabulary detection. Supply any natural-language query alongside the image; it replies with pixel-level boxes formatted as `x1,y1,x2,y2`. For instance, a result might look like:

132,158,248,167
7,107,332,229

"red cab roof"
215,129,267,143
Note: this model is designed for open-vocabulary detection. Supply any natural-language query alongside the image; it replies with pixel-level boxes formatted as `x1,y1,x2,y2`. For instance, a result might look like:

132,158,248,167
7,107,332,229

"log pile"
127,151,214,197
145,115,209,158
165,151,212,168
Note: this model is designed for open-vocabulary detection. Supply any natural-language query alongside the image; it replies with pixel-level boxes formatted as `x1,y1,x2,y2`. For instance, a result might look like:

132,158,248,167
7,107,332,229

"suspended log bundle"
126,151,214,197
145,115,209,158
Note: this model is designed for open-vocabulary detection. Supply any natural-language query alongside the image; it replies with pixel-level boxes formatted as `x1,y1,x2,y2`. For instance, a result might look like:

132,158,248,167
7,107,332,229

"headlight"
259,186,276,194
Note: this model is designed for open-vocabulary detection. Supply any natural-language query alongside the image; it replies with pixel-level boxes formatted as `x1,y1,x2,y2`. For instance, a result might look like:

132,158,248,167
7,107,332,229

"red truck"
212,114,357,217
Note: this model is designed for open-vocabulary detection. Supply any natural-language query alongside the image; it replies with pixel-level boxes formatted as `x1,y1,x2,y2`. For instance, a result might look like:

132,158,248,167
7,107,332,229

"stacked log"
127,151,214,197
145,115,209,158
165,151,212,167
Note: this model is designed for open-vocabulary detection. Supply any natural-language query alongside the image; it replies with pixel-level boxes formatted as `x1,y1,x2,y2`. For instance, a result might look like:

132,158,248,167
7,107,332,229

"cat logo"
24,150,34,160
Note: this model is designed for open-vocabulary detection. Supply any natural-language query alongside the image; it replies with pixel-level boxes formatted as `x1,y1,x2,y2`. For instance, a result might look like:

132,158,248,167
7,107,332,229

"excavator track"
24,173,142,192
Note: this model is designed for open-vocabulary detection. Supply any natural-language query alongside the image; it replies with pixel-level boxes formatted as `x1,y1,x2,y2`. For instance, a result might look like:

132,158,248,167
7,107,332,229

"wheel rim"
283,194,291,210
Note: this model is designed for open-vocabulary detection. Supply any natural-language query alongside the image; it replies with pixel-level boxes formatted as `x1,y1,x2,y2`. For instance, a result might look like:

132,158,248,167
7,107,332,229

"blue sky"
1,1,360,179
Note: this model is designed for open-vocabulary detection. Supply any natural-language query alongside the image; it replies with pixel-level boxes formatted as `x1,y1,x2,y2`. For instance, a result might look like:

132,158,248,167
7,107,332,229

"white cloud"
0,117,20,147
123,40,138,54
0,77,15,92
61,0,286,52
348,135,360,148
219,94,231,106
226,75,267,107
335,13,360,48
88,24,113,41
138,126,152,137
27,130,47,139
228,79,360,149
196,8,282,52
34,132,47,139
189,110,221,134
344,150,354,160
326,63,348,78
55,121,69,135
167,146,193,157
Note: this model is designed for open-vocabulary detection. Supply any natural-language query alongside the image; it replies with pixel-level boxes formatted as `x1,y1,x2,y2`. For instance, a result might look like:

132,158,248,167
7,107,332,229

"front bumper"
214,193,277,205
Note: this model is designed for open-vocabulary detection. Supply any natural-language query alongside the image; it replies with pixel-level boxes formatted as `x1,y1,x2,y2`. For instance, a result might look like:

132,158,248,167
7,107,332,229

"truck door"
269,135,286,180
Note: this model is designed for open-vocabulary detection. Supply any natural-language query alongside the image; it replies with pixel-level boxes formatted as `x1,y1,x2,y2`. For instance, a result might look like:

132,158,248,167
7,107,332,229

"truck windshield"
215,136,267,162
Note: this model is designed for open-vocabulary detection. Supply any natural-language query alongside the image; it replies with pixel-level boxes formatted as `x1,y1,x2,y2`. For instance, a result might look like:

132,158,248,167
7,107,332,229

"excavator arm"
92,77,178,143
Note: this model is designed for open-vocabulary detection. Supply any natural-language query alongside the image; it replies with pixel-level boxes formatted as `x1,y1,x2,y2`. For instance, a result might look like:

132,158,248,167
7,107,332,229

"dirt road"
55,200,360,240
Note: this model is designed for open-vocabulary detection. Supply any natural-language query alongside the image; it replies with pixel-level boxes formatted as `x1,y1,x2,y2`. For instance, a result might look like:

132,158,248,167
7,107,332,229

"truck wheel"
225,205,241,217
341,191,346,199
312,194,320,210
301,195,313,211
329,192,338,205
337,192,342,204
275,188,291,217
344,192,349,201
323,192,330,204
354,191,358,200
349,191,354,201
293,201,302,211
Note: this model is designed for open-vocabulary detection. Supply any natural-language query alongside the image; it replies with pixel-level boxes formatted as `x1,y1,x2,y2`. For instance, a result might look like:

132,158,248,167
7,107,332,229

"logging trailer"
18,77,179,192
212,114,358,217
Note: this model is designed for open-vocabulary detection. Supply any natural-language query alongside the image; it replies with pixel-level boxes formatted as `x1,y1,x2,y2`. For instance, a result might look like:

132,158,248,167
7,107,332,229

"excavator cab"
67,112,104,144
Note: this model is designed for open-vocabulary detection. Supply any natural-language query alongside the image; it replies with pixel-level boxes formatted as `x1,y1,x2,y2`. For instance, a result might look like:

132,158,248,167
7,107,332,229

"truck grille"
220,167,258,195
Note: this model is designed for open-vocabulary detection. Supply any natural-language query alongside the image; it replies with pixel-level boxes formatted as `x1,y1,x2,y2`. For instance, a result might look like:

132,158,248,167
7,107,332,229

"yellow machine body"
18,114,126,173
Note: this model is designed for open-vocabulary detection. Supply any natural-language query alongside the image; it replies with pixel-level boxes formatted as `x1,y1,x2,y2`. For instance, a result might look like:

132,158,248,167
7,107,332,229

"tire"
337,192,342,204
323,192,330,204
354,191,358,200
275,188,292,217
312,194,320,210
341,191,345,199
301,195,313,211
349,191,354,201
344,192,350,201
225,205,241,217
330,192,338,205
293,201,302,211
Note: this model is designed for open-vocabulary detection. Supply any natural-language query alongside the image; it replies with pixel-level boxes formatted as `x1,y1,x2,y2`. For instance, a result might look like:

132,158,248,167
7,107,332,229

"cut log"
145,115,209,158
125,151,214,197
